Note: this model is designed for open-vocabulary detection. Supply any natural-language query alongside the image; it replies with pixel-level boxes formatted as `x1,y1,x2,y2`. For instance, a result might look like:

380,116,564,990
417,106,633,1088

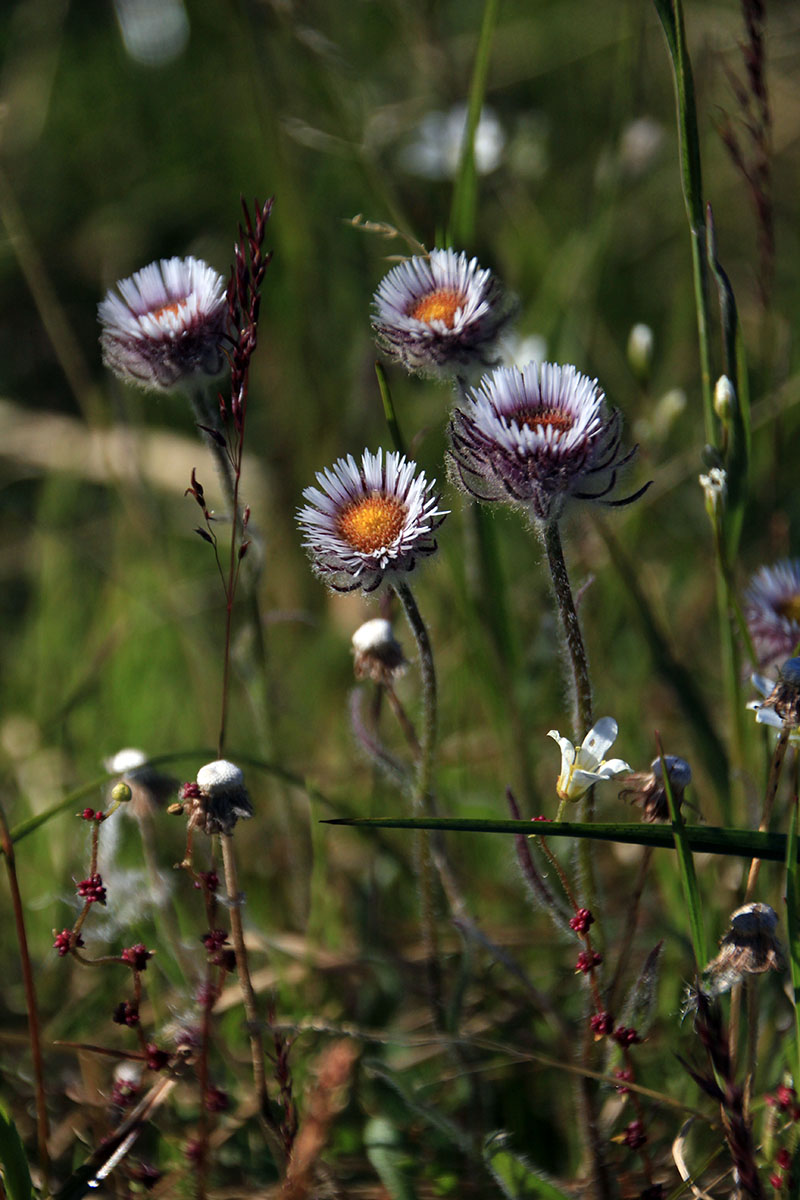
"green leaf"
0,1100,33,1200
484,1132,572,1200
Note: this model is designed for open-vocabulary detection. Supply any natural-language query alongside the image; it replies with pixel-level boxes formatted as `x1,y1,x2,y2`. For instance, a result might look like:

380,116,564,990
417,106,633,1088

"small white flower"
351,619,408,684
746,661,800,734
747,672,784,729
547,717,632,802
699,467,727,516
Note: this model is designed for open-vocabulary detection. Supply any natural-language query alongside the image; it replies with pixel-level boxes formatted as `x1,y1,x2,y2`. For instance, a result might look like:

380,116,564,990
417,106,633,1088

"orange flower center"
410,288,466,328
153,300,186,321
337,495,407,553
778,595,800,623
514,406,574,434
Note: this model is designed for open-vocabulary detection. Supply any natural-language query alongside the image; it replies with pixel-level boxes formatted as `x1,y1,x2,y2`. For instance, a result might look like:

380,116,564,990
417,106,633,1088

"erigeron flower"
297,449,447,594
98,256,228,392
547,718,632,803
747,658,800,731
371,248,515,380
448,362,648,525
745,559,800,669
351,618,408,684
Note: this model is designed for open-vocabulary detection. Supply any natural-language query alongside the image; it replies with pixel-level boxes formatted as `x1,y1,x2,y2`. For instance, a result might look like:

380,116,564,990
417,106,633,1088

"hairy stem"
394,580,446,1030
220,834,286,1169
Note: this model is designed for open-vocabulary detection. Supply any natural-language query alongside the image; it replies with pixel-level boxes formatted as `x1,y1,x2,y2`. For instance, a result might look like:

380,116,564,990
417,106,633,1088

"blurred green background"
2,0,800,1193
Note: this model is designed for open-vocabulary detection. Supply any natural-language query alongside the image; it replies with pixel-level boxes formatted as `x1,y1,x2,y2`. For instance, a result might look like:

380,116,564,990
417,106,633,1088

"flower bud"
626,323,654,384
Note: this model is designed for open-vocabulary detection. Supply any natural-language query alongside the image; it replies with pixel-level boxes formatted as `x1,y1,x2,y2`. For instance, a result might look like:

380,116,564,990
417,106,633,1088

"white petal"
594,758,633,779
751,673,776,699
753,706,785,729
547,729,576,768
579,717,618,766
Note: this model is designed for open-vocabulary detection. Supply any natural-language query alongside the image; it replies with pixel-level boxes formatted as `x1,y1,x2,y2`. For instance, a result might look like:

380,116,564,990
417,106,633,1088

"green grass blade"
448,0,501,246
0,1100,33,1200
785,796,800,1089
324,815,793,864
659,743,707,967
653,0,714,440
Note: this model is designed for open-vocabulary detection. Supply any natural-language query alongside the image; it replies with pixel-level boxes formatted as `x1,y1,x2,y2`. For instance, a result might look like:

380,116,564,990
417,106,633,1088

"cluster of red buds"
77,874,106,904
575,949,603,974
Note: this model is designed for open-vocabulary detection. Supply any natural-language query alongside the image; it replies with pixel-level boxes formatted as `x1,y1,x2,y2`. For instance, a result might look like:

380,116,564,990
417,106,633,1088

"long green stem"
220,834,286,1169
541,520,593,738
653,0,715,441
394,580,446,1030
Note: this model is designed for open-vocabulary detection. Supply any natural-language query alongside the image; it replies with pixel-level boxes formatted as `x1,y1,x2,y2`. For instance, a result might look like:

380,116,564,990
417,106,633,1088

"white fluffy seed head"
197,759,245,793
106,747,148,774
352,618,395,655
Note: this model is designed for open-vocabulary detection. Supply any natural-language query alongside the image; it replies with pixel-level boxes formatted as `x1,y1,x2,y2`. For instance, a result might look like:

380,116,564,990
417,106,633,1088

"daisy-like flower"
98,256,228,392
297,449,447,594
448,361,648,524
547,717,632,803
747,658,800,731
371,248,515,380
745,559,800,668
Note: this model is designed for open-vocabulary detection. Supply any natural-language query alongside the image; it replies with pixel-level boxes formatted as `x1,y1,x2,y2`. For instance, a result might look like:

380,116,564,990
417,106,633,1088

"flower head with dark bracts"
745,559,800,669
448,361,649,524
298,449,447,593
372,248,515,380
98,257,229,392
618,755,692,823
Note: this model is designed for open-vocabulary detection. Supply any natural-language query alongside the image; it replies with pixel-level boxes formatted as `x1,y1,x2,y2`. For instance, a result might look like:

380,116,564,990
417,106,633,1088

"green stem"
394,580,446,1030
449,0,501,246
219,834,286,1169
541,520,593,738
653,0,715,441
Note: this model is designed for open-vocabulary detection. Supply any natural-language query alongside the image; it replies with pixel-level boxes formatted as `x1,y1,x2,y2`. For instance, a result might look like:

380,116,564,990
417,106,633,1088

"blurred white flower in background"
113,0,190,67
399,104,505,180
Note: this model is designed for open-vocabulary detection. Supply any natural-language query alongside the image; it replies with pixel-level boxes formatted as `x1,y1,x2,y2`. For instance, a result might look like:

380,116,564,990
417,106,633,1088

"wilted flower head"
698,903,784,999
352,618,408,685
448,362,648,524
745,559,800,669
98,256,228,392
297,449,447,594
618,755,692,822
176,760,253,836
747,658,800,731
371,248,515,380
547,718,632,803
